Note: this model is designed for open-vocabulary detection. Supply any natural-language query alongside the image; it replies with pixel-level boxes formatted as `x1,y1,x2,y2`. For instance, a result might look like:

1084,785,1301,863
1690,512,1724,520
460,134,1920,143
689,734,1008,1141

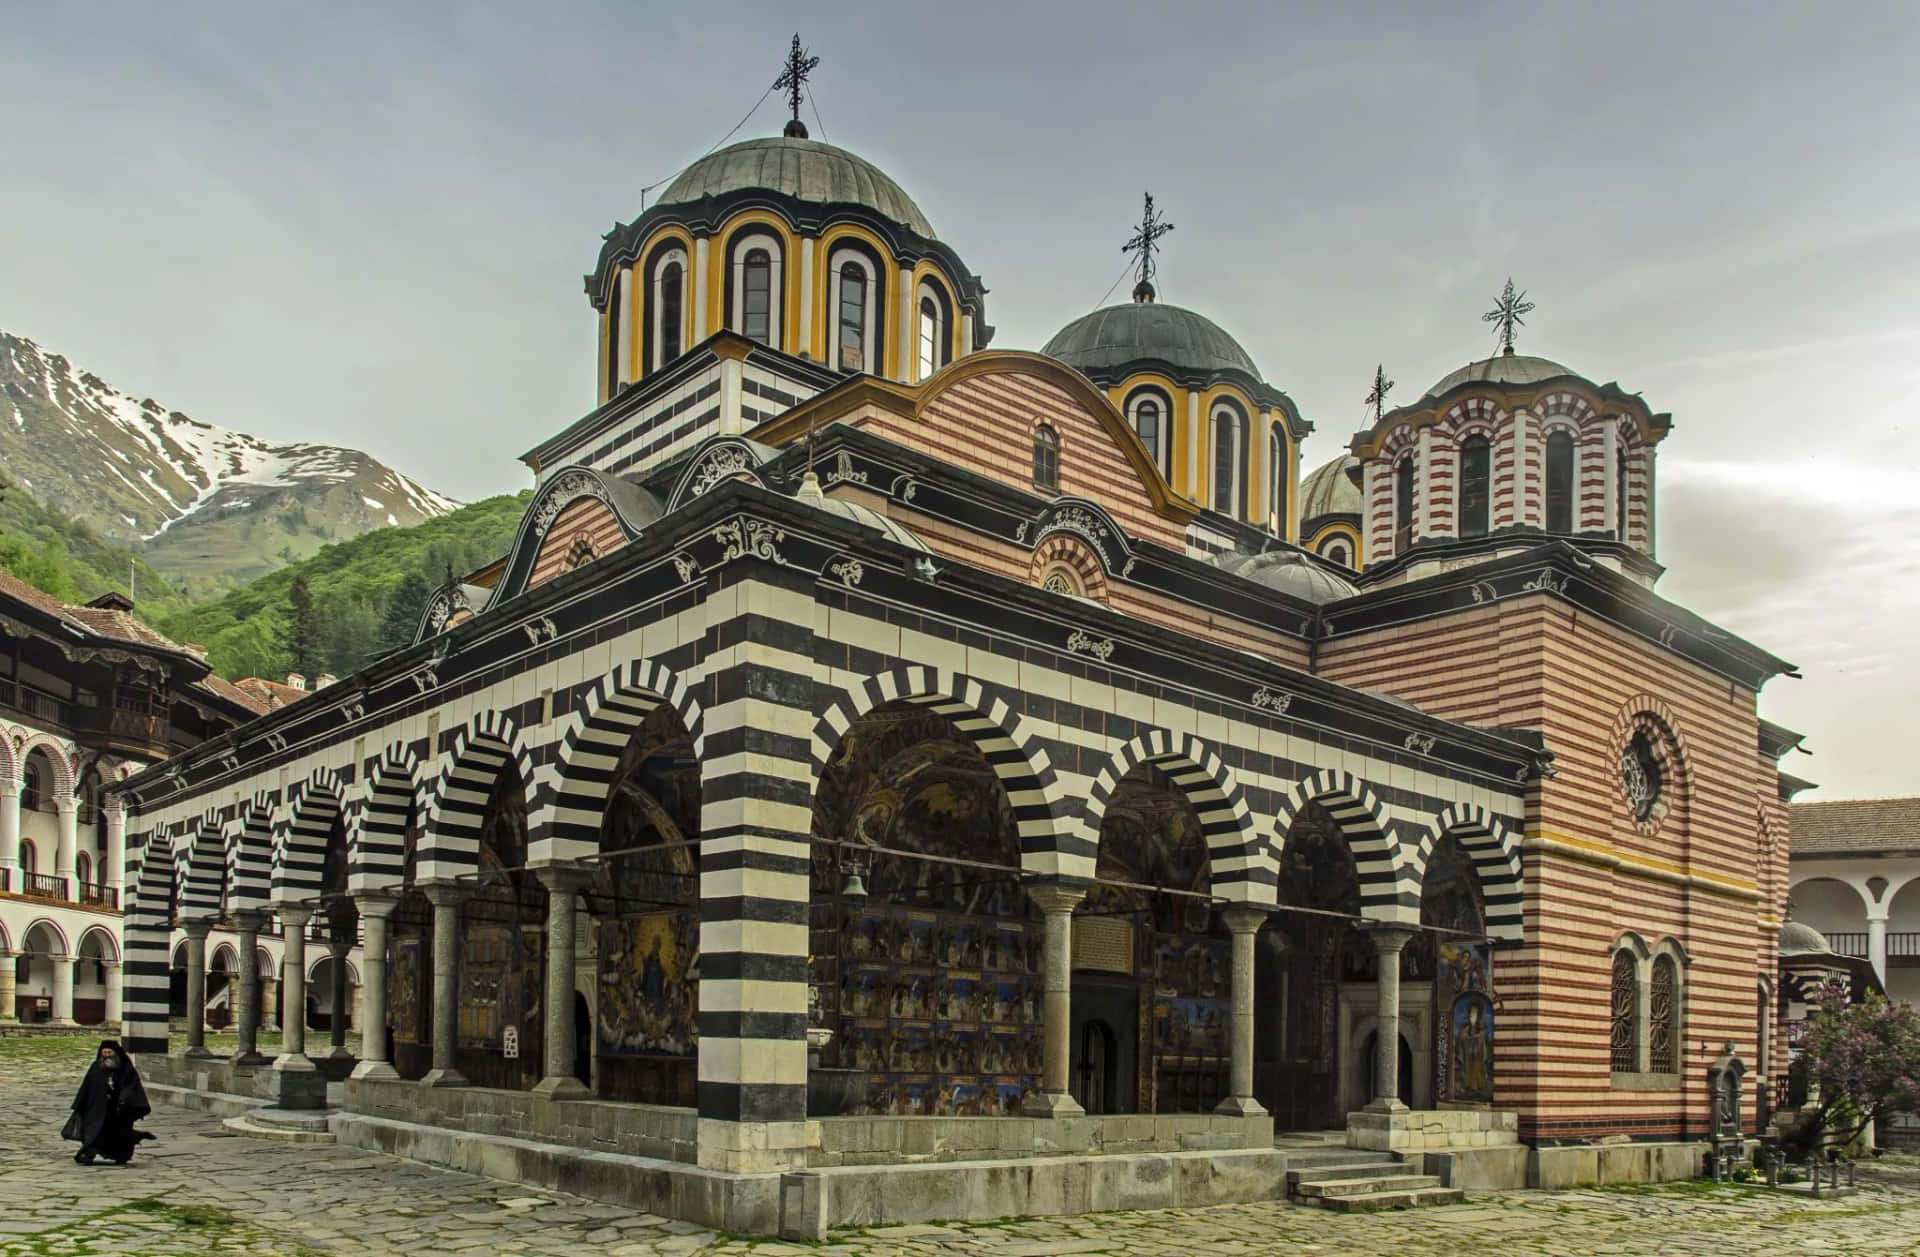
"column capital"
230,909,268,933
99,958,121,970
54,796,77,817
534,861,595,894
421,881,467,909
352,890,401,919
182,920,213,941
1026,878,1091,915
1365,923,1419,955
0,775,17,796
1220,906,1271,935
276,905,315,928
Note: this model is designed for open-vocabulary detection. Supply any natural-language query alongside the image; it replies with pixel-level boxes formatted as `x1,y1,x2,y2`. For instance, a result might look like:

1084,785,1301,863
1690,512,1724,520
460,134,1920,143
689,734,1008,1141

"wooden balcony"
22,872,68,900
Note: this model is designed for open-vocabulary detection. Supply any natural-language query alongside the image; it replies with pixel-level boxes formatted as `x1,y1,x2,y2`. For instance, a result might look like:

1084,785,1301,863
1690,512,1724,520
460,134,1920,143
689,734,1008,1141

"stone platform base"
142,1052,328,1112
1347,1107,1519,1153
1529,1140,1714,1188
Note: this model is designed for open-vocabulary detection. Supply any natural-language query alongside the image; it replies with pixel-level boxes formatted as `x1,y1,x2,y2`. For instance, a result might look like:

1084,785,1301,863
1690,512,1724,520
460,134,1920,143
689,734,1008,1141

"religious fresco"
1426,835,1493,1106
811,706,1043,1116
590,705,702,1104
1091,765,1230,1113
388,938,422,1045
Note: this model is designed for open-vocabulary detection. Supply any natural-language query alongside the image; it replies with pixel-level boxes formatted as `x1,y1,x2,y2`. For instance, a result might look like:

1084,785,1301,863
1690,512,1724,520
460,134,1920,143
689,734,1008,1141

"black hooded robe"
61,1041,154,1163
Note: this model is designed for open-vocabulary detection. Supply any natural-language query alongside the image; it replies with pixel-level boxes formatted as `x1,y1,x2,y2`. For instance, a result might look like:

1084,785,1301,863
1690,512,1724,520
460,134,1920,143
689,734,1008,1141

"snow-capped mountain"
1,330,459,589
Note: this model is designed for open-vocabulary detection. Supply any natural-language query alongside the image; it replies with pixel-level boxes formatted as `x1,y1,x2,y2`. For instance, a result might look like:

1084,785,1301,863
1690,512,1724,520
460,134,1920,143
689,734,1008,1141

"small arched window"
1649,954,1679,1073
19,838,36,876
1210,404,1245,517
1126,391,1168,477
1459,435,1491,538
742,249,773,346
1545,430,1576,533
1610,950,1639,1073
1323,540,1352,568
657,260,684,366
1616,445,1629,539
837,261,868,372
21,763,40,812
77,851,92,888
1033,424,1060,492
918,296,941,379
1394,457,1415,552
1268,429,1289,536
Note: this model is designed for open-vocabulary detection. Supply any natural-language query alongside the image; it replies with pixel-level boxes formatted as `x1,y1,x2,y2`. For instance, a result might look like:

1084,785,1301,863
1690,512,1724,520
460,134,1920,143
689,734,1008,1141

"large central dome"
1044,302,1262,381
1425,352,1575,399
657,137,934,238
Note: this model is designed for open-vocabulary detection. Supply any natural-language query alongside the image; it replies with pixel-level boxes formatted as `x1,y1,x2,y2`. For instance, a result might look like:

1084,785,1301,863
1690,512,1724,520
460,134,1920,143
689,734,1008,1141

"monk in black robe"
63,1040,154,1165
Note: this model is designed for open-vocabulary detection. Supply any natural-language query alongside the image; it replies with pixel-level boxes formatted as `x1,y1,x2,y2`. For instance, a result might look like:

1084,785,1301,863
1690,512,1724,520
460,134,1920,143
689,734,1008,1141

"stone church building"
111,81,1799,1234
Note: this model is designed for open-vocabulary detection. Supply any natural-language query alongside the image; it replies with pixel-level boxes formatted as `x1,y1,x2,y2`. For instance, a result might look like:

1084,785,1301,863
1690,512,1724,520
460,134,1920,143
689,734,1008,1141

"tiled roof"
1790,797,1920,854
233,677,309,711
200,674,273,716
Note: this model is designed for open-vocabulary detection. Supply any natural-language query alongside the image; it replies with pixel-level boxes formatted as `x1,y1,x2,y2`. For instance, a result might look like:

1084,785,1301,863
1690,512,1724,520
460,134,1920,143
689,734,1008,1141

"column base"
1364,1097,1410,1114
1024,1090,1085,1118
531,1074,590,1100
420,1067,470,1088
232,1051,269,1069
1214,1095,1269,1118
182,1046,217,1060
350,1059,400,1081
325,1044,356,1061
272,1051,317,1073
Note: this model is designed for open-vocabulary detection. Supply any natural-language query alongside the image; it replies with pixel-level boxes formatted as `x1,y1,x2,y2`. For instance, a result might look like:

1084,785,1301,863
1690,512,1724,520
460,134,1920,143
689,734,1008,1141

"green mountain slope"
156,491,530,681
0,475,193,621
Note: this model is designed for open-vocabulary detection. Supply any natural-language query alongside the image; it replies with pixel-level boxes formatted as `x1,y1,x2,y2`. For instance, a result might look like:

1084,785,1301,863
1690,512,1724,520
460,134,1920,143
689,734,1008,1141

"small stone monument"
1707,1042,1746,1178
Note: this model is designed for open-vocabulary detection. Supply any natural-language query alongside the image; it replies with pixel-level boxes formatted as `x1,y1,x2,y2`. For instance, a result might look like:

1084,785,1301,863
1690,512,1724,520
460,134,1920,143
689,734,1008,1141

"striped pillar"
696,563,817,1173
122,830,174,1053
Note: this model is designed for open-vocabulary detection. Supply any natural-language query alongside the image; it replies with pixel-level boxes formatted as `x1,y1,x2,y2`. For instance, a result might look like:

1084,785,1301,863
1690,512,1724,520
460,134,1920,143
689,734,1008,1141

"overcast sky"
4,3,1915,799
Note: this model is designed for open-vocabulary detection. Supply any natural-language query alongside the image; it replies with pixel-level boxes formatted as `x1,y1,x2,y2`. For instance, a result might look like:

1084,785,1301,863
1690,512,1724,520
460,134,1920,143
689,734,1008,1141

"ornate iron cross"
1122,192,1175,298
1366,364,1395,423
774,34,820,129
1482,278,1535,355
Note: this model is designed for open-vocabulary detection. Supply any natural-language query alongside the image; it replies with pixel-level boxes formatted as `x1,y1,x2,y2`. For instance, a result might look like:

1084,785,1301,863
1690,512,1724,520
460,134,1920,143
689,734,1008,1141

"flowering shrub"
1792,979,1920,1153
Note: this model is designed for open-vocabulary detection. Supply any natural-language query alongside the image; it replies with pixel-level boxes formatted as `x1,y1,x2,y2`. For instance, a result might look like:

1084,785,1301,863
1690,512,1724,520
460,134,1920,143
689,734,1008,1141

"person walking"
63,1040,155,1165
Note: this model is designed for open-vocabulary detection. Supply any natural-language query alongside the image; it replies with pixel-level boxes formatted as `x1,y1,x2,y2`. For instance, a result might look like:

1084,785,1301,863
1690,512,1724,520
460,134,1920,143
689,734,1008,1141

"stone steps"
221,1108,336,1145
1287,1151,1464,1212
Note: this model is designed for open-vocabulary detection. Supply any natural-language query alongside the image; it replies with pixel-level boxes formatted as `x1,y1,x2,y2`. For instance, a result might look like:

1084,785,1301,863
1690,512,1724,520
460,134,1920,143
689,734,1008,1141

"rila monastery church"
22,63,1850,1236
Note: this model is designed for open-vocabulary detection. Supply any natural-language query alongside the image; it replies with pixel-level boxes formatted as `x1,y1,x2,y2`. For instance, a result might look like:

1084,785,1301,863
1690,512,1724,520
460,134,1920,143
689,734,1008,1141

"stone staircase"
1285,1148,1465,1212
221,1107,336,1145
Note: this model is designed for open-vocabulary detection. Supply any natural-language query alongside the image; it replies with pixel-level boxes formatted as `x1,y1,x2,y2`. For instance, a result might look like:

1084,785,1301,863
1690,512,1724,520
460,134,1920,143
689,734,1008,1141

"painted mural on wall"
388,937,422,1045
1427,833,1493,1105
810,706,1044,1116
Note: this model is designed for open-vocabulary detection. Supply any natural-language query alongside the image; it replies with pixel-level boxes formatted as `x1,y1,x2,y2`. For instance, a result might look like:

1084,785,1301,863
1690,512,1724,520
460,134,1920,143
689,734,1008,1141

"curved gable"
528,497,625,591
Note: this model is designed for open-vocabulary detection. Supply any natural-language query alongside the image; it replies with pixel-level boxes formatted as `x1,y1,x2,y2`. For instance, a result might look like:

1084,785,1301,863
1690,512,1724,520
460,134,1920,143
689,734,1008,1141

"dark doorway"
1360,1030,1415,1107
573,991,593,1087
1071,977,1138,1115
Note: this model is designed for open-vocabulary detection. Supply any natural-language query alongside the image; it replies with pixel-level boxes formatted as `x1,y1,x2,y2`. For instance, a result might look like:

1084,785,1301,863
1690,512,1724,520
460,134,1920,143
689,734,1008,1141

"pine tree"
286,574,322,677
379,572,431,652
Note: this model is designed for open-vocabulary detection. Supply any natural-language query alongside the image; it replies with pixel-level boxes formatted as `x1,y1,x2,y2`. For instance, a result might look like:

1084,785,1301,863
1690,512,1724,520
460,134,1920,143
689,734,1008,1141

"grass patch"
123,1197,241,1230
1586,1178,1738,1197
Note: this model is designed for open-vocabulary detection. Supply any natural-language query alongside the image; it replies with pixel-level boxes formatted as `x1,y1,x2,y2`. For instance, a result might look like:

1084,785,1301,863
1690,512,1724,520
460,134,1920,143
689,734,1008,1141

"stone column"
273,907,315,1074
103,800,126,894
326,933,353,1060
1026,880,1089,1118
1366,926,1417,1112
1216,908,1270,1117
421,884,468,1087
261,976,279,1032
1868,914,1890,987
351,894,398,1080
54,799,79,889
232,911,266,1065
51,953,75,1024
0,950,15,1022
533,865,591,1098
182,921,213,1057
103,961,122,1032
0,776,18,890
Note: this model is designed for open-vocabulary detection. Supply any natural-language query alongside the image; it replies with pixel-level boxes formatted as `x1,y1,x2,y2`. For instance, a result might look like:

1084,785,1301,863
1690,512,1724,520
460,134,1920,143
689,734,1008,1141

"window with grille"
658,261,683,365
838,262,866,371
1545,431,1575,533
742,250,772,345
1394,457,1415,552
1610,950,1639,1072
1649,955,1678,1073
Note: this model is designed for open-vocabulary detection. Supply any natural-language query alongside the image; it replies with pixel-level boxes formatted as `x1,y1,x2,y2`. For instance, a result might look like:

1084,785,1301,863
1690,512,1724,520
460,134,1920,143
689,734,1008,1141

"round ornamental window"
1622,730,1662,823
1040,565,1082,597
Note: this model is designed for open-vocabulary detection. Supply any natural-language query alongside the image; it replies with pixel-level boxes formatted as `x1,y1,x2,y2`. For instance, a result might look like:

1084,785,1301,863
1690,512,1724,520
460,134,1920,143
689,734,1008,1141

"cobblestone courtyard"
2,1039,1916,1255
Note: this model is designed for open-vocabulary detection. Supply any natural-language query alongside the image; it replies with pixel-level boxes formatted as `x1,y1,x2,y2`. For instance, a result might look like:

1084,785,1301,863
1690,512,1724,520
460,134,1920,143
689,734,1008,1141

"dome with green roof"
657,136,934,238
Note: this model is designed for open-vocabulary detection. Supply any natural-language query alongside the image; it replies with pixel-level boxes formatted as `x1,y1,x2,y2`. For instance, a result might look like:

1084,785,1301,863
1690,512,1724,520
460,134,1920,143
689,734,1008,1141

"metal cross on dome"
1483,278,1536,355
1366,364,1395,422
774,34,820,130
1122,192,1175,300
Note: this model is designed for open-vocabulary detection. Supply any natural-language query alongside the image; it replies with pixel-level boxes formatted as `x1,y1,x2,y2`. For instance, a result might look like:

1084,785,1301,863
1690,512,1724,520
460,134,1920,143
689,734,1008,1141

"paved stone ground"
3,1037,1918,1255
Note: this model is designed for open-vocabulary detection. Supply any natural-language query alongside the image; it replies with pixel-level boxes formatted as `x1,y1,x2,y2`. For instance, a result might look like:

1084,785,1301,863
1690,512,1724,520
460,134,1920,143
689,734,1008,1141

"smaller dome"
1211,549,1358,604
794,474,930,552
657,137,934,238
1779,919,1835,959
1044,302,1262,381
1426,352,1576,399
1300,455,1362,520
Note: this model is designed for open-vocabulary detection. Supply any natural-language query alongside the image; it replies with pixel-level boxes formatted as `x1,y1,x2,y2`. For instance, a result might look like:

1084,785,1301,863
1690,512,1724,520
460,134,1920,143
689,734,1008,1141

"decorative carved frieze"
530,469,605,536
1252,687,1292,714
1065,629,1116,661
713,517,788,566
